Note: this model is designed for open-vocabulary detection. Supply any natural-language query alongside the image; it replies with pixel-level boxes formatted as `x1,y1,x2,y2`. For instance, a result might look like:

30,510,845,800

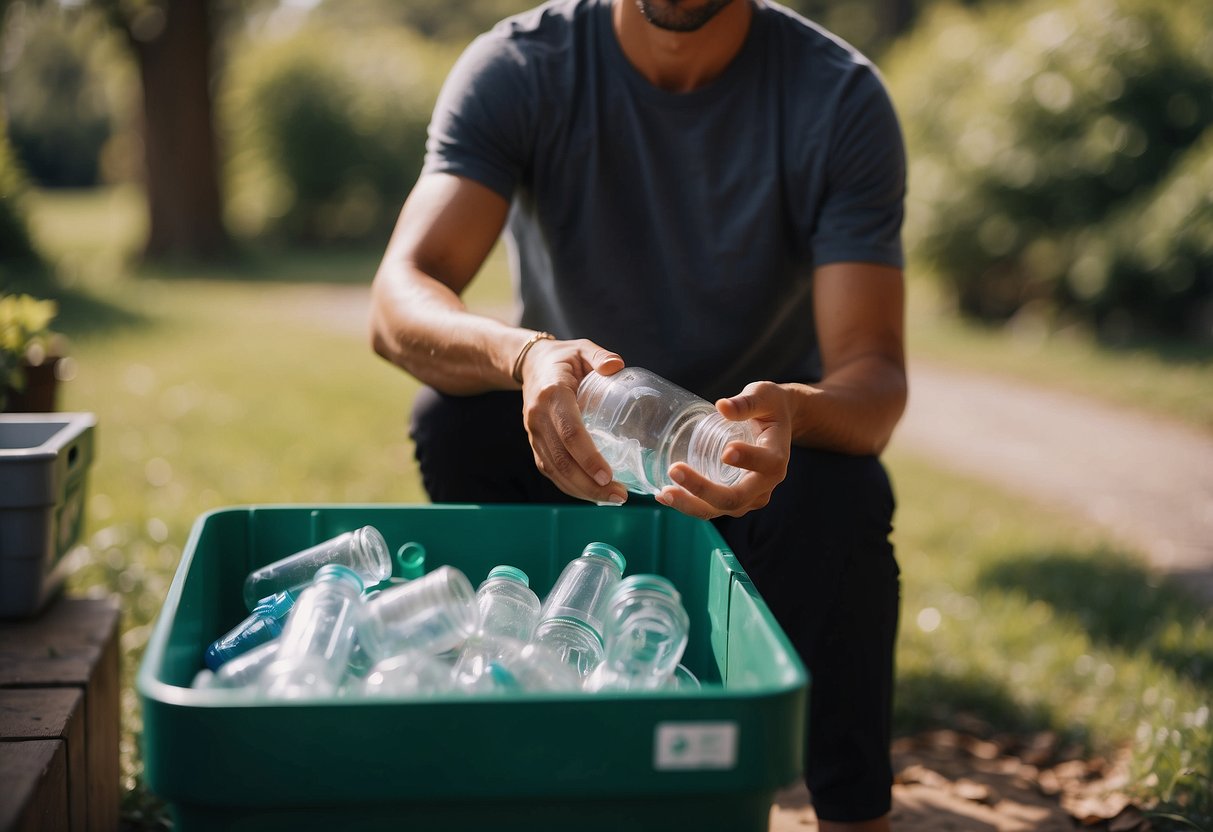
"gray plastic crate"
0,413,96,618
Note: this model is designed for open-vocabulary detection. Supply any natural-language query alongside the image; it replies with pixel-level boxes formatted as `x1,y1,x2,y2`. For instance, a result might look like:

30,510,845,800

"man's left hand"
655,381,792,519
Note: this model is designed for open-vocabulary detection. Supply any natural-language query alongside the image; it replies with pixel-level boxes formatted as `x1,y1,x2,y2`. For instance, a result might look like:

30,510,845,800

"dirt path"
891,361,1213,601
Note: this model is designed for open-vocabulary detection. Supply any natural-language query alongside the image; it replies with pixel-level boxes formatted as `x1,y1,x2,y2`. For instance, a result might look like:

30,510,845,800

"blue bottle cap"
485,565,530,587
582,542,626,574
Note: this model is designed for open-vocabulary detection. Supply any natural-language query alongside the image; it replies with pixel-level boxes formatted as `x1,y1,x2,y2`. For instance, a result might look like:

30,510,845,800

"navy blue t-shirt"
424,0,905,402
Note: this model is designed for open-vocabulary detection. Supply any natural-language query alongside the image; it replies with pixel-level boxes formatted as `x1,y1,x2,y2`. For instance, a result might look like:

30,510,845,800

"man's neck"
612,0,753,93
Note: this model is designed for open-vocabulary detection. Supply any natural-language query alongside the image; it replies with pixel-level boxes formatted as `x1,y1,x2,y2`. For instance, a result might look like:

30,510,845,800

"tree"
99,0,229,262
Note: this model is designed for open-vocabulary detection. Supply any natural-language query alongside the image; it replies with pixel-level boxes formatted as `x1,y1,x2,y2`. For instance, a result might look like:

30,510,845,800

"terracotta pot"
3,357,61,413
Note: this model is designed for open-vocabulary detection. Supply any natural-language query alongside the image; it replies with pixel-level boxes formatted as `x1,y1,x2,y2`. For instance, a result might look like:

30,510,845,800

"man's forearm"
369,263,531,395
782,355,907,456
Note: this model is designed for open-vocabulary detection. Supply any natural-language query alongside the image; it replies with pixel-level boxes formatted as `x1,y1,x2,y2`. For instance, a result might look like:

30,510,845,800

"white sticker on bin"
654,722,739,770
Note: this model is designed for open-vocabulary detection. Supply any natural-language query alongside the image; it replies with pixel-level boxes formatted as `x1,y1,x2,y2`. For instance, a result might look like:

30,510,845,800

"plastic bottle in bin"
453,634,582,694
476,565,541,642
532,542,626,678
203,590,295,670
361,651,455,698
242,525,391,610
577,367,756,495
585,574,690,692
259,564,364,700
213,640,280,689
356,565,479,663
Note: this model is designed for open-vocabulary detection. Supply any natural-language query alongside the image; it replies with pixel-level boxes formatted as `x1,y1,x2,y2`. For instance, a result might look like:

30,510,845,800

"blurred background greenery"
1,0,1211,829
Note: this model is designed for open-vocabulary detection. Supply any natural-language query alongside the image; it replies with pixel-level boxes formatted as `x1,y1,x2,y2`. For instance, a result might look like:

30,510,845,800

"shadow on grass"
976,549,1213,690
137,243,385,286
894,666,1065,741
3,271,149,340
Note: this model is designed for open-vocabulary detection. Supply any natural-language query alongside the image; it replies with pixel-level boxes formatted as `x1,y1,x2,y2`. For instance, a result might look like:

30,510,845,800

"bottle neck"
688,412,753,487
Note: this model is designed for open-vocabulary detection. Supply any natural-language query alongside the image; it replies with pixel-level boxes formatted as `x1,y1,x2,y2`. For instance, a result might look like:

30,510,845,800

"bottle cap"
313,563,365,591
395,542,427,580
582,542,626,574
252,589,296,618
485,565,530,586
616,573,679,601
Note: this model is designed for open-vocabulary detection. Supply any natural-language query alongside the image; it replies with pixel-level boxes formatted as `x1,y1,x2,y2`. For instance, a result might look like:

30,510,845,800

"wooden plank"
0,739,70,832
0,689,87,831
0,598,120,832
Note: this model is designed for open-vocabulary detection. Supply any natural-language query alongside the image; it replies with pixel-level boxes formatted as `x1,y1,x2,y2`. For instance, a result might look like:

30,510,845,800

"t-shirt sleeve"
422,32,535,202
810,66,907,269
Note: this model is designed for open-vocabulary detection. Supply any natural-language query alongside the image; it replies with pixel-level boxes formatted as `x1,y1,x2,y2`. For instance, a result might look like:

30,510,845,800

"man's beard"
633,0,735,33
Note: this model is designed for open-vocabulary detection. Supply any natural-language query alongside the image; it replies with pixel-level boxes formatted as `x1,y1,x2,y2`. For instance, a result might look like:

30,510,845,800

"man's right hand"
517,337,629,505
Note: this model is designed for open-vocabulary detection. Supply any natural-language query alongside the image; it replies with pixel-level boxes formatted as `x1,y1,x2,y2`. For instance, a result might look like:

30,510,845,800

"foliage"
221,25,457,245
0,292,58,408
886,0,1213,339
0,2,133,188
1069,129,1213,341
0,120,43,275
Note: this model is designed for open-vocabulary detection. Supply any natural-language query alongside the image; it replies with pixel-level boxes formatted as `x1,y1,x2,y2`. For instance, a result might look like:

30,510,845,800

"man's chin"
634,0,735,33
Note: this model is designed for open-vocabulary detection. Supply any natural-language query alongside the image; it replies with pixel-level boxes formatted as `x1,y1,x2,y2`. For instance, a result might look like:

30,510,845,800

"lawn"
14,187,1213,829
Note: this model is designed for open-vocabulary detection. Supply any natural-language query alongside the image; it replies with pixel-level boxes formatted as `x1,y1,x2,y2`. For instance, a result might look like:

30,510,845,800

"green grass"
906,272,1213,433
13,187,1212,829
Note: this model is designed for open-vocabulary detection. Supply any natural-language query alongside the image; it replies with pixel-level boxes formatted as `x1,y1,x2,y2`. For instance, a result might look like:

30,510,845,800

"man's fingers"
590,349,624,374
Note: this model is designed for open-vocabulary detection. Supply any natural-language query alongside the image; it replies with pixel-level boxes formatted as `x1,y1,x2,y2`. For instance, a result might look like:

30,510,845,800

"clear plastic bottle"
360,651,455,698
204,590,296,670
452,634,582,694
577,367,756,495
213,641,280,689
242,525,391,610
356,565,479,663
667,663,702,692
584,574,690,692
533,542,626,678
258,564,364,700
476,565,541,642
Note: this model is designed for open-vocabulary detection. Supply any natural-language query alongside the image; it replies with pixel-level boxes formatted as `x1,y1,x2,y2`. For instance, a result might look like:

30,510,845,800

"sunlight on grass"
888,450,1213,824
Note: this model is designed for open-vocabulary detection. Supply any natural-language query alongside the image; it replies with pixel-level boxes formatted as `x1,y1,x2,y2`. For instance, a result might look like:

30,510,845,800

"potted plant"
1,293,66,413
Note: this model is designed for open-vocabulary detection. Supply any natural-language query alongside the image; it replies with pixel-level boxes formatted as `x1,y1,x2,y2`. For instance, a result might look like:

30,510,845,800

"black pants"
410,387,901,822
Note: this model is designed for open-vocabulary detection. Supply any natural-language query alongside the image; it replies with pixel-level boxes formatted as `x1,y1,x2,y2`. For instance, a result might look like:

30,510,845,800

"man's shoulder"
481,0,597,53
755,1,877,77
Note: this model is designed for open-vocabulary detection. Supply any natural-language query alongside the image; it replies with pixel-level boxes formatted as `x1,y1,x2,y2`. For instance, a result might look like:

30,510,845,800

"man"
370,0,906,828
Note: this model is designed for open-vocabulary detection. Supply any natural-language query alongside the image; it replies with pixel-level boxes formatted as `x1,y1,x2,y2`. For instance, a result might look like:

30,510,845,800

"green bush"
0,122,43,277
1,5,128,188
222,26,456,245
886,0,1213,338
1072,130,1213,339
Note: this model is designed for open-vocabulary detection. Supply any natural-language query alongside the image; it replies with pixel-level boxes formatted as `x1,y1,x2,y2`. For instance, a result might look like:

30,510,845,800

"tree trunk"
133,0,229,262
878,0,916,41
